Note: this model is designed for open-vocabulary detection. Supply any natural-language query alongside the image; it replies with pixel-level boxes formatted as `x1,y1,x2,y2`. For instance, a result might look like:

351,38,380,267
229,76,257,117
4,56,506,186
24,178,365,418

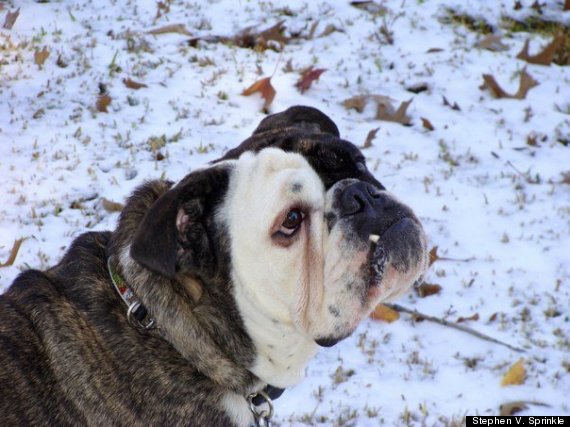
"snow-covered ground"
1,0,569,424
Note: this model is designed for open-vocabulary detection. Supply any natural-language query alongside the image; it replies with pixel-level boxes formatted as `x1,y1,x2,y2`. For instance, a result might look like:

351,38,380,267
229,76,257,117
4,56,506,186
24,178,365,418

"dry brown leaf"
256,20,288,47
242,77,276,110
376,98,413,126
362,127,380,149
416,282,442,298
350,1,387,14
370,304,400,322
296,67,326,94
406,82,429,94
101,198,124,213
319,23,342,38
442,96,461,111
565,0,570,11
457,313,480,323
500,401,529,416
0,238,25,268
34,47,50,68
480,69,539,100
3,7,20,30
561,171,570,185
426,47,444,53
516,34,565,66
123,78,148,90
488,312,499,322
307,20,319,40
96,94,112,113
501,358,526,387
421,117,435,131
190,21,288,51
428,246,440,266
148,23,192,36
342,95,368,113
475,34,509,52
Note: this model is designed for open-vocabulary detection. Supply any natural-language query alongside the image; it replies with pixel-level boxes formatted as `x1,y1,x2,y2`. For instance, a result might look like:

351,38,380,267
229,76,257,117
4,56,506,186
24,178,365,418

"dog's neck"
233,277,319,388
106,180,261,396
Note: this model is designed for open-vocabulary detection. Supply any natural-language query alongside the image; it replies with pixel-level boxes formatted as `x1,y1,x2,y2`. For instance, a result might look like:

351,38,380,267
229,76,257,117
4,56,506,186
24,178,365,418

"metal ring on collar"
247,389,274,421
126,302,155,330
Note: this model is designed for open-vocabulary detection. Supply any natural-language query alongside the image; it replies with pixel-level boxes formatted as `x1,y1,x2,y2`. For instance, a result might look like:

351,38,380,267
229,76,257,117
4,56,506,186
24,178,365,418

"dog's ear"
214,106,340,163
253,105,340,137
130,166,230,279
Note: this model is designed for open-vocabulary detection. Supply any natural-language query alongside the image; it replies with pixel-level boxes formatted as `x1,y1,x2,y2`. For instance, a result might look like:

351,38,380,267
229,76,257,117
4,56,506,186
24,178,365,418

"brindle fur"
0,179,256,425
0,106,422,425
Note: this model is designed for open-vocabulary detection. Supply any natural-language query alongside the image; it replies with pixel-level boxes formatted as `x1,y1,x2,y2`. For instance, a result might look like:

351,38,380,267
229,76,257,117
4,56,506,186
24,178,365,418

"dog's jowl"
0,106,427,426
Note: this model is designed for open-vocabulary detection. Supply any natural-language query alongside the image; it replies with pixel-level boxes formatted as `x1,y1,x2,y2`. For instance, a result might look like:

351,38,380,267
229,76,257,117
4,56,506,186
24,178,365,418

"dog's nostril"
339,181,385,217
366,185,382,199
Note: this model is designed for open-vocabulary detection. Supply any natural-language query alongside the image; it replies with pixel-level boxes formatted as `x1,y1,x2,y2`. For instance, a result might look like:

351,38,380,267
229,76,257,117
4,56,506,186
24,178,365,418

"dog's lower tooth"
369,234,380,243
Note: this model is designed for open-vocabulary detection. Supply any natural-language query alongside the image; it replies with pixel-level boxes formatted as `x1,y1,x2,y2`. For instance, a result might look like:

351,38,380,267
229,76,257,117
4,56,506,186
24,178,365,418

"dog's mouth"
367,217,423,289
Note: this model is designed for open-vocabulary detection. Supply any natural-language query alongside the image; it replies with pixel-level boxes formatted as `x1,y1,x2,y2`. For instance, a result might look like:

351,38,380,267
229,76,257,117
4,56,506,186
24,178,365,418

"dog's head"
129,106,428,384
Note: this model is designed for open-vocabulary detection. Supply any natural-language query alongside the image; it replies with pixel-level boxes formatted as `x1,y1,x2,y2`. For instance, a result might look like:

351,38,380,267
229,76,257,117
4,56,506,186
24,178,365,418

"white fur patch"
221,392,254,427
216,148,427,387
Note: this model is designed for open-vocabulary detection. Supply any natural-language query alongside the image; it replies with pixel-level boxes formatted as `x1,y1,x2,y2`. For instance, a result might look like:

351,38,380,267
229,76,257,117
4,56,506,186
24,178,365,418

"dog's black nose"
338,181,409,238
339,181,387,217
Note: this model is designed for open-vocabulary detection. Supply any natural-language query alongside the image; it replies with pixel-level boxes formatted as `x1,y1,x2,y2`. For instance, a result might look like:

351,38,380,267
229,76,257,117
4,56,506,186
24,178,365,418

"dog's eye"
280,208,305,236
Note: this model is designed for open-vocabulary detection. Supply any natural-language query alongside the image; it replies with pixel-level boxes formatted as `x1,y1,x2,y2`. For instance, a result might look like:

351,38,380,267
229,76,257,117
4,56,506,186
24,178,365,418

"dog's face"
223,148,426,346
129,107,428,386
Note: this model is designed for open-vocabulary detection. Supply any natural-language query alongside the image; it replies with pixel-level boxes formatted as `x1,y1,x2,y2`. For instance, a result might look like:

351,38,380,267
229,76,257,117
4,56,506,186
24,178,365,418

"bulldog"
0,106,427,426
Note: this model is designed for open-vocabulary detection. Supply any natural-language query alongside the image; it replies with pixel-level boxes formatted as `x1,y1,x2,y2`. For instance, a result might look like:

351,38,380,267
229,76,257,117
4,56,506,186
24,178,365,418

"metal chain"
247,390,274,427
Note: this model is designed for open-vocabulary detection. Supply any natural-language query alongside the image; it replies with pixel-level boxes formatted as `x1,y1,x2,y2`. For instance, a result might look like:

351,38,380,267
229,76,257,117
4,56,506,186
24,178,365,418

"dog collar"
107,258,155,330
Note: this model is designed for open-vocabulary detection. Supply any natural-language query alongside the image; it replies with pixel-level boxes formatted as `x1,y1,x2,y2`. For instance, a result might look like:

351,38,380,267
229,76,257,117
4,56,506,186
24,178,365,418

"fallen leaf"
416,282,442,298
34,47,50,68
376,98,413,126
236,20,288,50
428,246,440,266
0,238,25,268
488,312,499,322
122,78,148,90
96,94,112,113
501,358,526,387
189,21,289,51
480,69,539,100
101,198,124,213
342,95,368,113
350,1,387,14
3,7,19,29
362,127,380,149
32,108,45,119
475,34,509,52
242,77,276,110
296,67,327,94
457,313,480,323
148,23,192,36
565,0,570,11
319,23,342,38
254,20,288,48
421,117,435,131
500,401,529,416
370,304,400,322
526,134,538,146
516,34,565,66
426,47,444,53
561,171,570,185
406,82,429,94
442,96,461,111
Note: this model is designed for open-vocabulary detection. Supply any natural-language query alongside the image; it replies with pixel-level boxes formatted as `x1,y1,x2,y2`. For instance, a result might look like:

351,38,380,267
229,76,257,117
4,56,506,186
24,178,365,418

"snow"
1,0,569,424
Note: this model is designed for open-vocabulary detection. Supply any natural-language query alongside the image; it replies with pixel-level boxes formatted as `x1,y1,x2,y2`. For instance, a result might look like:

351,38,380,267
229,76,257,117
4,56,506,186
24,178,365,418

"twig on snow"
386,303,526,353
